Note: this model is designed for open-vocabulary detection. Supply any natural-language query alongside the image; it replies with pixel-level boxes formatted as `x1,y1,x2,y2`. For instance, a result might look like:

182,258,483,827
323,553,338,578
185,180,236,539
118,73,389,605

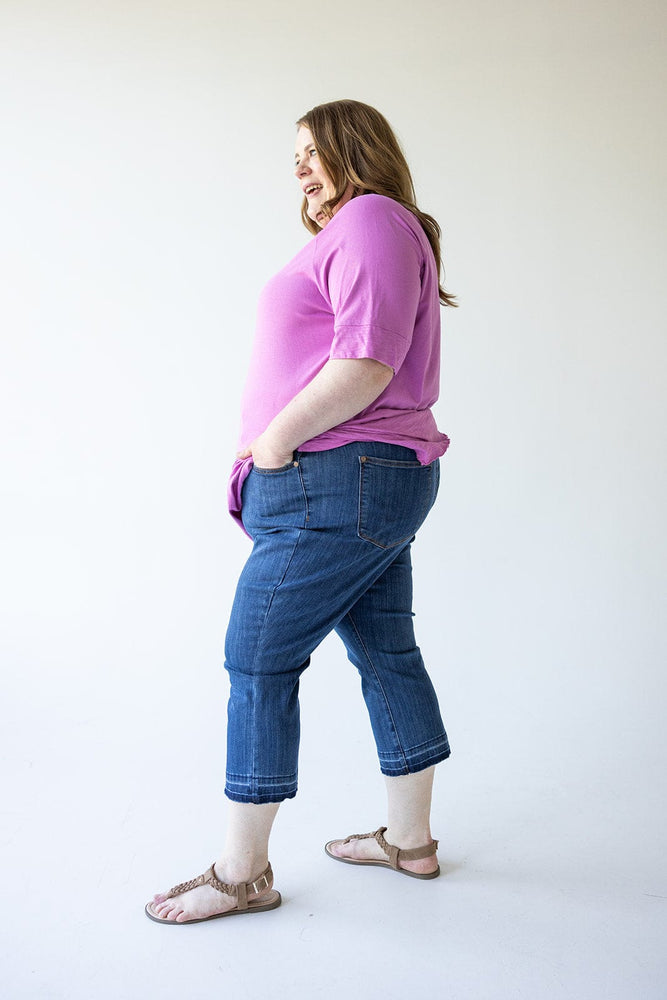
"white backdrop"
1,1,665,998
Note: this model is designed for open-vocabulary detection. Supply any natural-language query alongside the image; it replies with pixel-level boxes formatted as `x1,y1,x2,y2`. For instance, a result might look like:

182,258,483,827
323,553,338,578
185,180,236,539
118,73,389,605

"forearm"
239,358,393,465
267,358,393,451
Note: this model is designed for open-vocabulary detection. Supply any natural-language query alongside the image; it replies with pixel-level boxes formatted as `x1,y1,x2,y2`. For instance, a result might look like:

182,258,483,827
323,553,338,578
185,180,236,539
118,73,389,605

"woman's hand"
236,433,294,470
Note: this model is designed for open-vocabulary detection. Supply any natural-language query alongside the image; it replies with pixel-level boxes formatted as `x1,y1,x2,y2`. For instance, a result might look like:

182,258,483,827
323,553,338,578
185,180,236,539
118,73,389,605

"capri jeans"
224,440,450,804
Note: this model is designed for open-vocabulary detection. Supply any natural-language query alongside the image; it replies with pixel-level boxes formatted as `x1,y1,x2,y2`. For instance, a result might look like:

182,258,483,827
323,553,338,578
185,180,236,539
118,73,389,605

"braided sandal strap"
342,829,378,846
343,827,438,871
164,862,273,910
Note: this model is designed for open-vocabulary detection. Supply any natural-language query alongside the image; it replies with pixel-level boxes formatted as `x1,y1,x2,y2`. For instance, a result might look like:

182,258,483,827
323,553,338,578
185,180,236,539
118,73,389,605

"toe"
148,900,172,921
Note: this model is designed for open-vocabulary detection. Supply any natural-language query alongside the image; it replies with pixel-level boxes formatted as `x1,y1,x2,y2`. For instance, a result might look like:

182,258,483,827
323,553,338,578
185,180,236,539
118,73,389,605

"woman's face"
294,124,353,228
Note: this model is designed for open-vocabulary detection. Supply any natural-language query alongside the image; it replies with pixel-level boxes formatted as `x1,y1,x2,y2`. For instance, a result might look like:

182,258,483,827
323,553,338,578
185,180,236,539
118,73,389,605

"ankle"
383,825,434,851
214,854,269,885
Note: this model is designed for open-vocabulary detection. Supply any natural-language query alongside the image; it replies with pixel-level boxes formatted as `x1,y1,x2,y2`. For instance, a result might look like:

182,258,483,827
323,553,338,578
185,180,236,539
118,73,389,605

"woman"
146,99,457,924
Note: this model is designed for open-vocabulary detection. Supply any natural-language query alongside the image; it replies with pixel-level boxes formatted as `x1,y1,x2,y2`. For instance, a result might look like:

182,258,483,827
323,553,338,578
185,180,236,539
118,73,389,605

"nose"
294,159,311,180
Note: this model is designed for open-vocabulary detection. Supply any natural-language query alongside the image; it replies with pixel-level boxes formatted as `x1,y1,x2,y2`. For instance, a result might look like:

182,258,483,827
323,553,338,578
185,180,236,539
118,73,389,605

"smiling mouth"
304,184,323,197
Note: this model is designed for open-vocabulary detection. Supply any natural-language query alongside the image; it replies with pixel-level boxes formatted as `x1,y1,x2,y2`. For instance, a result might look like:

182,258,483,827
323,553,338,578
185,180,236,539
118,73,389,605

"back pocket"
357,455,438,549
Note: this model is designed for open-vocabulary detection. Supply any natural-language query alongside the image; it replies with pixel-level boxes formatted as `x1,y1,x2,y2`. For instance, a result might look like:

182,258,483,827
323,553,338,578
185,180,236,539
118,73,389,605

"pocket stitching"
360,456,423,469
253,460,297,475
357,459,433,549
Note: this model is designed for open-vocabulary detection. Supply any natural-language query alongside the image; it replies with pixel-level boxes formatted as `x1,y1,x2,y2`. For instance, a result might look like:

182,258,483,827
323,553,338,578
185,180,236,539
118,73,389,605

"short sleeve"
317,196,424,374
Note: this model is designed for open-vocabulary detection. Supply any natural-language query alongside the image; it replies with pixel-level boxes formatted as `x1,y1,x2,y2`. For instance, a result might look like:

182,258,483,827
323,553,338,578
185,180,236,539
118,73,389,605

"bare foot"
146,861,278,923
327,828,439,876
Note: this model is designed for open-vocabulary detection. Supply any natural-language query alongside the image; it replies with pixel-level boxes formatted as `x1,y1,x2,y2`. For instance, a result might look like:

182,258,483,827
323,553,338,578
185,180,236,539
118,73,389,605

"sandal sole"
324,842,440,880
145,890,282,925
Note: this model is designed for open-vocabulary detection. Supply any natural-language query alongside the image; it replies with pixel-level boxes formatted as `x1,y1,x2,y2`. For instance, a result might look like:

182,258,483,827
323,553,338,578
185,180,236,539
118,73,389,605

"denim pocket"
357,455,438,549
253,459,298,474
243,459,307,534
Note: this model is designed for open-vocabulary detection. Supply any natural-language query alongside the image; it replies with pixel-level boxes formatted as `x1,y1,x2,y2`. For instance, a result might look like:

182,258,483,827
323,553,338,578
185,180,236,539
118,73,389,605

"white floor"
3,636,665,1000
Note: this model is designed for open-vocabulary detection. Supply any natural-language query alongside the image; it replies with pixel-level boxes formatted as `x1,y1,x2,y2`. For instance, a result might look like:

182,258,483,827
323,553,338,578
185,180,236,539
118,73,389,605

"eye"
295,147,317,167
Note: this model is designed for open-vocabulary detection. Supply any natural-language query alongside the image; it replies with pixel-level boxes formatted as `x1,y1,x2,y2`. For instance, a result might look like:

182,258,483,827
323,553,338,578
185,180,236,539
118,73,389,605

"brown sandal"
145,862,282,924
324,826,440,880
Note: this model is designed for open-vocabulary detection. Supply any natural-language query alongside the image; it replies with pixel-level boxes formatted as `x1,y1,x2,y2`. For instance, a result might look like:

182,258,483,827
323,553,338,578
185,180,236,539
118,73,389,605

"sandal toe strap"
164,862,274,909
342,830,376,845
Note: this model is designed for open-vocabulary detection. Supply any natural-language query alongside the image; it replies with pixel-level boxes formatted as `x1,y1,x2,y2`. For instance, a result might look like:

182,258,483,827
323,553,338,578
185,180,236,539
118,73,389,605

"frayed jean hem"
225,775,298,804
378,737,451,777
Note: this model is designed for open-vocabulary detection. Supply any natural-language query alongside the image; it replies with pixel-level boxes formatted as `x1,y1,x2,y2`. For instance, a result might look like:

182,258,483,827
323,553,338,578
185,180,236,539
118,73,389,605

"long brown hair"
296,100,457,307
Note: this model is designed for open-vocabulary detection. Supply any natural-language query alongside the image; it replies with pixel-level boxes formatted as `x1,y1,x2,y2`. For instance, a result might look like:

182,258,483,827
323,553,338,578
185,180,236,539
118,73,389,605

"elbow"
367,358,394,391
377,364,394,394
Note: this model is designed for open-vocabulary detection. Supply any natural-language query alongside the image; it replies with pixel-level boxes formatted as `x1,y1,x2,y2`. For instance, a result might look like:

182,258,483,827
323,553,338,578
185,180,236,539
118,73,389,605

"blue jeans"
224,441,450,804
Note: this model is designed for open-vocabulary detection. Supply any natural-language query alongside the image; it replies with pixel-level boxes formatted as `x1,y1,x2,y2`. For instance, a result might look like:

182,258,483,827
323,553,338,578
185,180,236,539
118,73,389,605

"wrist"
261,416,300,455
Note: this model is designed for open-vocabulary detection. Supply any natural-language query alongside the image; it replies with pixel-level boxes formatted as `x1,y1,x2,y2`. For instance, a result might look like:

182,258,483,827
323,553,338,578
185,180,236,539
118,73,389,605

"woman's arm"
237,358,393,468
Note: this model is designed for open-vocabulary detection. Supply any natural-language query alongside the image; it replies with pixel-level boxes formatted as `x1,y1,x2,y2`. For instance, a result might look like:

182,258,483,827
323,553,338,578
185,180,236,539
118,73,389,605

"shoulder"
337,193,417,229
319,194,425,259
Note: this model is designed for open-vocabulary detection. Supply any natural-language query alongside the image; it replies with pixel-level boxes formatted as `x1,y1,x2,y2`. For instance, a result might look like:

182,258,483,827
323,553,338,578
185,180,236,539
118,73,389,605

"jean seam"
226,771,297,780
344,609,409,772
377,735,450,765
247,529,305,783
378,747,450,777
378,734,449,755
296,462,310,524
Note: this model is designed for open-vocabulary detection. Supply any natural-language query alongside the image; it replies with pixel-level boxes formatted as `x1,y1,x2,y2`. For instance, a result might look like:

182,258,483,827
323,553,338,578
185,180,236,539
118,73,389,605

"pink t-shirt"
228,193,450,528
